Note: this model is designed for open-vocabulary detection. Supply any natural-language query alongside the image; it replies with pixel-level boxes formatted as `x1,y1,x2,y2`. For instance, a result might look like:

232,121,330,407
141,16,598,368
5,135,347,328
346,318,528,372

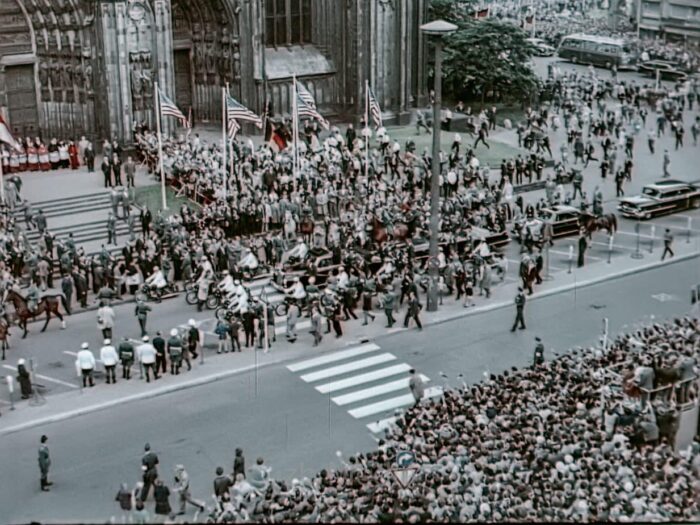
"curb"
0,358,280,437
3,250,697,434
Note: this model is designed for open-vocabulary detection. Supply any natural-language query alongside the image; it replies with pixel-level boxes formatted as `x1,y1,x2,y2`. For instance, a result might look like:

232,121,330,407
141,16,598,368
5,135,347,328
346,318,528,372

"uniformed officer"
167,328,185,374
140,443,159,502
511,287,526,332
107,211,117,245
533,337,545,367
118,337,135,379
134,299,151,337
38,435,52,491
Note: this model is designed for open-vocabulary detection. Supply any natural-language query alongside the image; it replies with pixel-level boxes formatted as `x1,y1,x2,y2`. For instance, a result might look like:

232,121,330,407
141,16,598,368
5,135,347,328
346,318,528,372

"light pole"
421,19,457,312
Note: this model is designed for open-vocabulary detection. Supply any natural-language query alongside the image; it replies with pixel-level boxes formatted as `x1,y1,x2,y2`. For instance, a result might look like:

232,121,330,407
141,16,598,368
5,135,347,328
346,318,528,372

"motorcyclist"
195,257,215,312
284,237,309,265
284,276,307,306
145,265,167,294
218,270,236,296
238,247,259,272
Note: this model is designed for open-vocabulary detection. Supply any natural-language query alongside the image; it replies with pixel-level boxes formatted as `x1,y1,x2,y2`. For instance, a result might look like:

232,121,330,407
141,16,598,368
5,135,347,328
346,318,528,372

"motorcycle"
140,282,176,303
184,282,221,310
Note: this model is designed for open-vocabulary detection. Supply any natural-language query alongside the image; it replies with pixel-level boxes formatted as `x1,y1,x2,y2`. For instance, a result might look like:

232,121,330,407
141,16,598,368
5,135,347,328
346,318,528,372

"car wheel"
572,56,578,65
644,212,652,220
604,61,611,69
691,199,700,210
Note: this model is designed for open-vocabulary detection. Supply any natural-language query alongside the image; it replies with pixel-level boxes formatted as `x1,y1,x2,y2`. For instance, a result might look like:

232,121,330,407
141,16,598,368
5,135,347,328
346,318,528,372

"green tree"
428,0,476,27
439,19,540,103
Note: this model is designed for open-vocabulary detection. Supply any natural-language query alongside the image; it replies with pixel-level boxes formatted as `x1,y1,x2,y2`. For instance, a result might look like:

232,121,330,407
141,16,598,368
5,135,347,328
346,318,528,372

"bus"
557,34,637,70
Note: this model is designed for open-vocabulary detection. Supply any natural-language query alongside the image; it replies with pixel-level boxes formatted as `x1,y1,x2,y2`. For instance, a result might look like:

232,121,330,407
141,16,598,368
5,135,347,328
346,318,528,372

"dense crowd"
115,317,698,523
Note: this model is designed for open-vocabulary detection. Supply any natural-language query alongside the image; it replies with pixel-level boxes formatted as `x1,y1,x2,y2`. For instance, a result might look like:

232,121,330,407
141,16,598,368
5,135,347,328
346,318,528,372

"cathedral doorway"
4,64,39,139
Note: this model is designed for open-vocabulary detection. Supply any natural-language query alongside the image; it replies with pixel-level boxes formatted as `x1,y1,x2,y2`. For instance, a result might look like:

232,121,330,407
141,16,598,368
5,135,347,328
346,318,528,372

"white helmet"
170,328,178,337
81,342,89,349
103,339,111,345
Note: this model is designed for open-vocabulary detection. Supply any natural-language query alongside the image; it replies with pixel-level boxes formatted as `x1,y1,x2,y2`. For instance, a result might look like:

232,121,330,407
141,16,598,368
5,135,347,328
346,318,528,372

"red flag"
269,130,287,152
0,116,21,151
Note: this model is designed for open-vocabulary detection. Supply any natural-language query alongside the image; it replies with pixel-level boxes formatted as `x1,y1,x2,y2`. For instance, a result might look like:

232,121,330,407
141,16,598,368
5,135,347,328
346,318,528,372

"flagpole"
222,86,227,201
154,81,167,210
226,82,235,193
0,150,6,206
292,75,299,193
364,80,370,181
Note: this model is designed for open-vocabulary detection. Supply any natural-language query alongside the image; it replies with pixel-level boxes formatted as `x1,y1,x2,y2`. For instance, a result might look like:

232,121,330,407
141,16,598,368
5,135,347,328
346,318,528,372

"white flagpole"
226,83,235,193
0,150,6,206
364,80,369,180
292,75,299,192
222,86,227,201
154,81,167,210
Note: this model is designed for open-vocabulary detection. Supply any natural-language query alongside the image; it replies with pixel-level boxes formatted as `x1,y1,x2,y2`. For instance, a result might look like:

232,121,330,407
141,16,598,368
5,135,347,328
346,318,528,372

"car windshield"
642,187,660,197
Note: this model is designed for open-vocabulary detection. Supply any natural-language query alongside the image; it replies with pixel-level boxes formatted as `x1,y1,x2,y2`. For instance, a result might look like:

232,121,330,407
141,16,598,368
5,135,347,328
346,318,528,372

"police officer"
38,435,52,491
510,287,526,332
118,337,135,379
167,328,185,374
75,342,96,387
140,443,159,502
134,298,151,337
533,337,545,367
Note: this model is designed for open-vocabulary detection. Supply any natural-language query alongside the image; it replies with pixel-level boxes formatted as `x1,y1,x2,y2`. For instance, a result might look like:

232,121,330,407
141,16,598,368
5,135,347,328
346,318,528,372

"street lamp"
420,19,457,312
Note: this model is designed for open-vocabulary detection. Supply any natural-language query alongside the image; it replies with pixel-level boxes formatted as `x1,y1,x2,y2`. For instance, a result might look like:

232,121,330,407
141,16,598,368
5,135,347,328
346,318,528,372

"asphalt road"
1,257,698,524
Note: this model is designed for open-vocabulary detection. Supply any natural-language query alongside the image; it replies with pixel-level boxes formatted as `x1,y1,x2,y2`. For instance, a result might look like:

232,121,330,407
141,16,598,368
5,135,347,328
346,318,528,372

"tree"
428,0,476,27
439,19,540,103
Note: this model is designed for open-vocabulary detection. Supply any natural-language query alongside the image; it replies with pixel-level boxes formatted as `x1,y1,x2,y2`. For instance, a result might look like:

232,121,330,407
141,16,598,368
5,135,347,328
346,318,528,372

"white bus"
557,33,637,70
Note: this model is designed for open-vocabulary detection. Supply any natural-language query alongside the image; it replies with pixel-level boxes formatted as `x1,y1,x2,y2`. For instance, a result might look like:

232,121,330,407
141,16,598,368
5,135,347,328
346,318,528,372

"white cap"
170,328,178,336
103,339,111,345
17,358,26,366
142,335,150,342
81,342,89,349
188,319,196,327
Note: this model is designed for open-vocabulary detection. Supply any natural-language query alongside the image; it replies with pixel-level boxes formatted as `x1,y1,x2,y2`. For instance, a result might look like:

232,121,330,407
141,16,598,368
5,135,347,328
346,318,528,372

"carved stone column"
153,0,175,136
95,0,133,143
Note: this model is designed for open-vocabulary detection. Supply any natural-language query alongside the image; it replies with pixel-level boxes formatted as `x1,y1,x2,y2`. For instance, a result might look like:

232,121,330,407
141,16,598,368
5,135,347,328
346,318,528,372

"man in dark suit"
140,208,152,237
511,287,526,332
111,153,123,186
124,155,136,187
101,156,112,187
140,443,159,502
38,435,52,492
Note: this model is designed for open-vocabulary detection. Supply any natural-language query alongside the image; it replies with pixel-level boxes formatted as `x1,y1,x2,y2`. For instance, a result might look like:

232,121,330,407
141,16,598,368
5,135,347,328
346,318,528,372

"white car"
526,38,556,57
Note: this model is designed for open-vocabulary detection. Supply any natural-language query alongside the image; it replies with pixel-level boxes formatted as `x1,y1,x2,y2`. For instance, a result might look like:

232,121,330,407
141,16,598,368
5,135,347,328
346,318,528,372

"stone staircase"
12,191,142,256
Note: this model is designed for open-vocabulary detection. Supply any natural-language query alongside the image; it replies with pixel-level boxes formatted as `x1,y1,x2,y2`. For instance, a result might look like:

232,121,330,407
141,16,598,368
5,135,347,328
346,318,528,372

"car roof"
647,179,689,189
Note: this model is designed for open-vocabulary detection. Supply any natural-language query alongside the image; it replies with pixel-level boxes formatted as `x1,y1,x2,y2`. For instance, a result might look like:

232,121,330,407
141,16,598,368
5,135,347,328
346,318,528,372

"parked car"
527,37,556,57
618,180,700,220
538,205,582,238
638,60,688,82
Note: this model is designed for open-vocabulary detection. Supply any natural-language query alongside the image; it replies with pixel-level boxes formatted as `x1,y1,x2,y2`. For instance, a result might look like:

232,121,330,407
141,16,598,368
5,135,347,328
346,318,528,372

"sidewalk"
2,231,697,436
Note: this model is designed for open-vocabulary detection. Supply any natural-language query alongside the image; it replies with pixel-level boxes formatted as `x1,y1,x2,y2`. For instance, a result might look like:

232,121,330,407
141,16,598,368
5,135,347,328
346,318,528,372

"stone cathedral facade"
0,0,428,144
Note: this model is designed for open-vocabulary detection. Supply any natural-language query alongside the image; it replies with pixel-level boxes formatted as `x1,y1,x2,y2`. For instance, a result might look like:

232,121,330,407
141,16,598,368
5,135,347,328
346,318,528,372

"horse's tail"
610,213,618,234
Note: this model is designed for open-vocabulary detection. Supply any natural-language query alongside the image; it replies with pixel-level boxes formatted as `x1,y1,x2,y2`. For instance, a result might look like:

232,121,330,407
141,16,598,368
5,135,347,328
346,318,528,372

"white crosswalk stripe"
332,375,429,406
286,344,443,435
300,354,397,383
287,343,380,372
348,386,443,419
315,364,412,394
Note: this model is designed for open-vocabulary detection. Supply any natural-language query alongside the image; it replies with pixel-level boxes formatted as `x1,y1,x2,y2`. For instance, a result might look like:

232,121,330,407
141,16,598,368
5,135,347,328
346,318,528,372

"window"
265,0,311,47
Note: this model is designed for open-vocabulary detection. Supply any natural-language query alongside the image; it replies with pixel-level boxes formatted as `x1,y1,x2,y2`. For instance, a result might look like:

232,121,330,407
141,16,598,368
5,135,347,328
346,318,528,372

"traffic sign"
391,466,419,488
396,450,415,468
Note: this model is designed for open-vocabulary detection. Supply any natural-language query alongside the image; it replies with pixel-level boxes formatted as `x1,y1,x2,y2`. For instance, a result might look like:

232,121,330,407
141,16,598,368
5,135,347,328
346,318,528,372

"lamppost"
420,19,457,312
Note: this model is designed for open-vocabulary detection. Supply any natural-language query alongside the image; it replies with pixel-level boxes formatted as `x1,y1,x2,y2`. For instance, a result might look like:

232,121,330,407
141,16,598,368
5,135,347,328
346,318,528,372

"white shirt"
100,345,119,366
76,349,96,371
137,343,156,364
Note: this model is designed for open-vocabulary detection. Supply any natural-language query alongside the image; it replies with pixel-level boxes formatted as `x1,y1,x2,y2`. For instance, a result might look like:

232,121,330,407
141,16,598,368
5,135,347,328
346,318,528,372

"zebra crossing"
286,343,443,435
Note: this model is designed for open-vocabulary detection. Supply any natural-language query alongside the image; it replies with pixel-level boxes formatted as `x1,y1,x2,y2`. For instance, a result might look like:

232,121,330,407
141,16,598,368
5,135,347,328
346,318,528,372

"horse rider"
592,186,604,216
26,281,40,314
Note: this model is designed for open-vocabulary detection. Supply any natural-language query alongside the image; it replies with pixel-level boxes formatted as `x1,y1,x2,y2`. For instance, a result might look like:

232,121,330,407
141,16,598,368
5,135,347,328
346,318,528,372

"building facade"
0,0,428,144
638,0,700,44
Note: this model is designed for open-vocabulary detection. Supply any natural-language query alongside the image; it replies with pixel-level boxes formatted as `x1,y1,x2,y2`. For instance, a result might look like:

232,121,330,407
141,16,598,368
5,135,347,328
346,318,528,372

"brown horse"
0,318,9,360
299,216,315,243
371,214,418,246
5,289,66,339
580,212,617,239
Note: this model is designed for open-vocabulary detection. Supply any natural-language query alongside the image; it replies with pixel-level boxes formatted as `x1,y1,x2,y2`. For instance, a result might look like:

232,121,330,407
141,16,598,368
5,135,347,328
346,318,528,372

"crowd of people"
107,317,698,523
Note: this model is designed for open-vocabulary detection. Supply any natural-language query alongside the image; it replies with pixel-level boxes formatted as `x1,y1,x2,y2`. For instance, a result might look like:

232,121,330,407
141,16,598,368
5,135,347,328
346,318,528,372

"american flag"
158,88,188,126
367,85,383,128
295,81,329,130
226,95,262,139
